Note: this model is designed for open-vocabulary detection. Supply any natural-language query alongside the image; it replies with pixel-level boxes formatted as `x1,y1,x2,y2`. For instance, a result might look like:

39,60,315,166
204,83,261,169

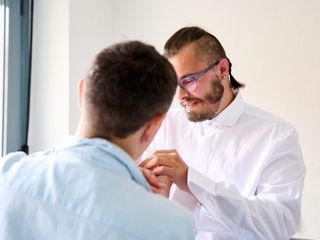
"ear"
140,113,166,144
217,58,229,80
77,79,85,109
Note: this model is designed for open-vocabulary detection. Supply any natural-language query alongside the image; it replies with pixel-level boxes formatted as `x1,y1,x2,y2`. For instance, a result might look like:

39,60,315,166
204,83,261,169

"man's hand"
140,150,190,192
140,167,172,197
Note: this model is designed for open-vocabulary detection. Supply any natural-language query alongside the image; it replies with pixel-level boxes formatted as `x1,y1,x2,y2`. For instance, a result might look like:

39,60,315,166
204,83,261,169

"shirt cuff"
187,167,218,203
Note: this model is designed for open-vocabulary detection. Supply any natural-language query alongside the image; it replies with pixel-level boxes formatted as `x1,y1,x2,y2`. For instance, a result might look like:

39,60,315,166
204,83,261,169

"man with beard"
140,27,305,240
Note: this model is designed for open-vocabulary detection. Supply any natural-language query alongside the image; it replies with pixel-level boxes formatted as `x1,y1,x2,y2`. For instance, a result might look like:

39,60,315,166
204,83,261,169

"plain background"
28,0,320,238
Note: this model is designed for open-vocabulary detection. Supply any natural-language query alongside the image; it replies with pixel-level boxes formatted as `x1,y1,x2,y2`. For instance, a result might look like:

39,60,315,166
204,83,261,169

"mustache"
179,97,203,105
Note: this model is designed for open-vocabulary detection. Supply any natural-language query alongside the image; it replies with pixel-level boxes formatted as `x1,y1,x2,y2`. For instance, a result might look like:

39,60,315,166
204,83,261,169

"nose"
176,85,190,100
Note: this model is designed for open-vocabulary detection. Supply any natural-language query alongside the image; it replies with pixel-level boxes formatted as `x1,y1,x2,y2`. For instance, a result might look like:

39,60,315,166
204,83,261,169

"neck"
75,117,98,139
111,136,141,160
75,116,142,160
217,85,236,114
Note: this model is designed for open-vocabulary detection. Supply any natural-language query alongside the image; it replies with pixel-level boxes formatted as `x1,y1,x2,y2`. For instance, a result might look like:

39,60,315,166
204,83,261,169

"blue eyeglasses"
178,60,220,92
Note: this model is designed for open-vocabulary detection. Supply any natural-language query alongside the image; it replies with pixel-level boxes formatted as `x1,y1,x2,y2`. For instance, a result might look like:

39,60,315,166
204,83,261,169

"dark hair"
85,41,177,139
164,26,245,89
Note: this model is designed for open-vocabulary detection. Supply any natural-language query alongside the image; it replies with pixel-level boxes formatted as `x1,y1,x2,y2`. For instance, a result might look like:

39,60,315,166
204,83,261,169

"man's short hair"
84,41,177,139
164,26,244,89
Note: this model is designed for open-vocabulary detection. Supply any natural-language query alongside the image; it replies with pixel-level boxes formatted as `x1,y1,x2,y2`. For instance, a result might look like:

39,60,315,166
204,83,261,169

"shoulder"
0,151,27,174
105,182,196,239
134,190,196,239
0,149,57,194
243,103,297,134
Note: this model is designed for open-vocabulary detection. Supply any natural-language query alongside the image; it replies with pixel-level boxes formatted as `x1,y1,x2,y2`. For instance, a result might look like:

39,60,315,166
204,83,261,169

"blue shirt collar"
55,135,151,191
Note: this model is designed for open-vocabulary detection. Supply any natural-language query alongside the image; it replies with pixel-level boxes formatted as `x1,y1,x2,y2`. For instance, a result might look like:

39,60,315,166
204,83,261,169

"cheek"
194,80,212,96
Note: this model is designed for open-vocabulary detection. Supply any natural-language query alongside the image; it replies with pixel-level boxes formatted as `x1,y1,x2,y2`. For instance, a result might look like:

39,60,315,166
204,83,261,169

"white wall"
30,0,320,238
69,0,114,133
29,0,69,152
30,0,114,150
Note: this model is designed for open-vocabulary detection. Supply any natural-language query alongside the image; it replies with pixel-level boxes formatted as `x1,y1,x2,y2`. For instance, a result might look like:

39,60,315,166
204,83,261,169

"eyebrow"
179,71,199,80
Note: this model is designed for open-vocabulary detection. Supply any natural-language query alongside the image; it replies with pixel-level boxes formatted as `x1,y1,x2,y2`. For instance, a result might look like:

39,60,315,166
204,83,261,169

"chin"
185,107,218,122
186,111,208,122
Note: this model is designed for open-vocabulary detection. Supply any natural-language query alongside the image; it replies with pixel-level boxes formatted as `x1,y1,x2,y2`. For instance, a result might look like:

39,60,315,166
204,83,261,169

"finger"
150,186,158,193
141,168,166,189
154,149,177,154
143,156,175,170
156,175,173,185
152,166,175,179
139,158,150,168
153,166,189,192
139,154,165,168
139,150,179,168
152,151,178,158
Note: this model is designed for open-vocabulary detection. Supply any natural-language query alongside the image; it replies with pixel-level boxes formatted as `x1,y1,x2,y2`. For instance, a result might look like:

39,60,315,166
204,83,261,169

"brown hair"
164,26,245,89
85,41,177,139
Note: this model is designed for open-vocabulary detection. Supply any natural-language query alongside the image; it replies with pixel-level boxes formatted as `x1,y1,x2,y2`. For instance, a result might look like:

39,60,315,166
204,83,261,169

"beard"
182,80,224,122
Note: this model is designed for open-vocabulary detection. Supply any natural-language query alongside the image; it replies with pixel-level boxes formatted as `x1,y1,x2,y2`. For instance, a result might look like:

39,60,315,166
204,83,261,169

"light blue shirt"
0,136,196,240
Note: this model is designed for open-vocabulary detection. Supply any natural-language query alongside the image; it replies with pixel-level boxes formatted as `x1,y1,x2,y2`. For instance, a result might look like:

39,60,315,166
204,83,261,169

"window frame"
1,0,33,156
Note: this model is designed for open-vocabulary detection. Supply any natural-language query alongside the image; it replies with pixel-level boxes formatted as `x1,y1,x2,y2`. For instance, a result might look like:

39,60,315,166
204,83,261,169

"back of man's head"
83,41,177,139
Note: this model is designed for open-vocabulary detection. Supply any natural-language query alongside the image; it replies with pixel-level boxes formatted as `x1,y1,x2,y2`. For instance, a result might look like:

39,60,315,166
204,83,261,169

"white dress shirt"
144,93,305,240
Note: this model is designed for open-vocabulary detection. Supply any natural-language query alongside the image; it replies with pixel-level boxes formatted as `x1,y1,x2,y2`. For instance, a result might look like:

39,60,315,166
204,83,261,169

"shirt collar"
203,92,245,128
55,136,151,191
